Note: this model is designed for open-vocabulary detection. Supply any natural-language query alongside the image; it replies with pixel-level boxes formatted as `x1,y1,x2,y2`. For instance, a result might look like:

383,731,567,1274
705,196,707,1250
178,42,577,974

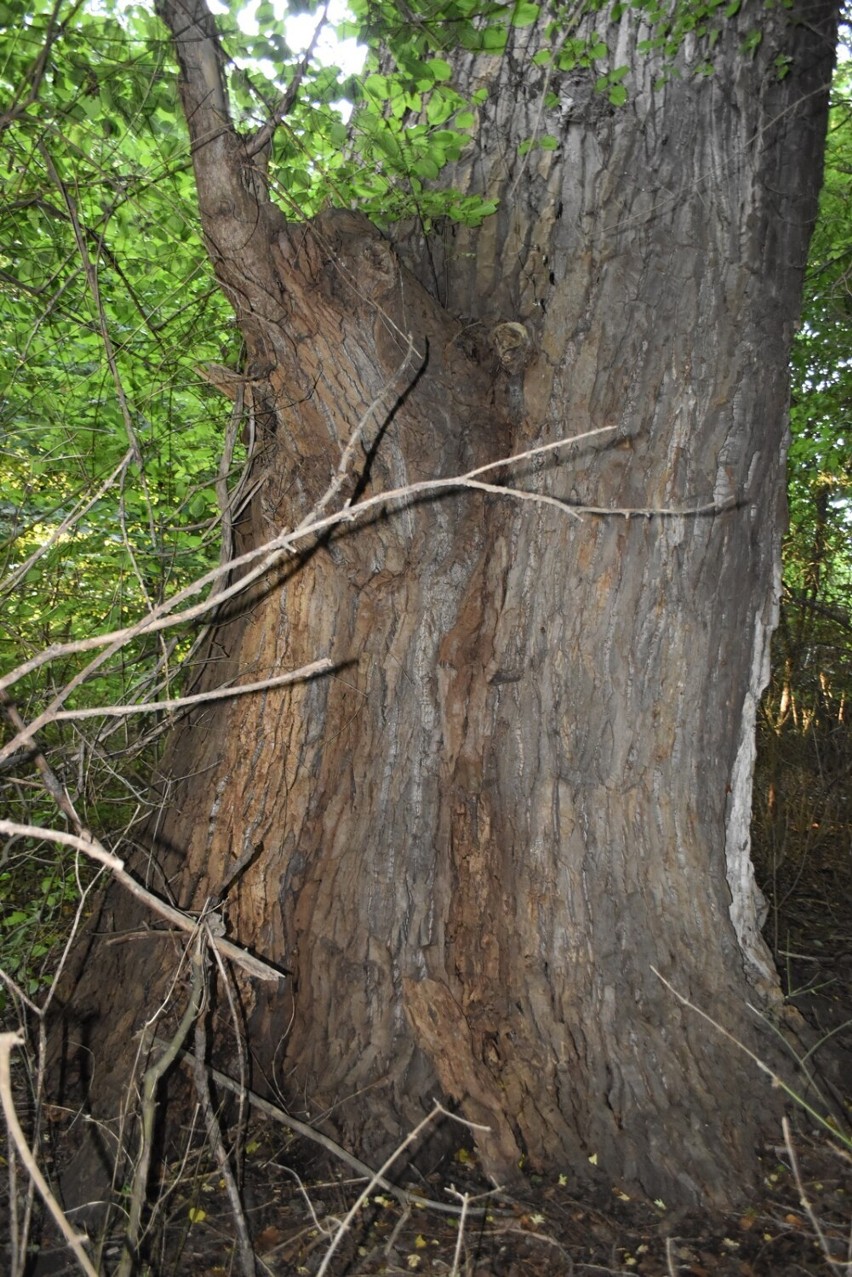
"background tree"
752,62,852,962
0,0,841,1222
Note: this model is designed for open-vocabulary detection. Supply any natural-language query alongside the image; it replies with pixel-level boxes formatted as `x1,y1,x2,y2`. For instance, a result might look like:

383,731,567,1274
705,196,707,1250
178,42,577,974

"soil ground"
20,1104,852,1275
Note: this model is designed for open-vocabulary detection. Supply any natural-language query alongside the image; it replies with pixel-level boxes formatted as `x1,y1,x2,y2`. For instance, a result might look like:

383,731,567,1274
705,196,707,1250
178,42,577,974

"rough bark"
57,0,838,1210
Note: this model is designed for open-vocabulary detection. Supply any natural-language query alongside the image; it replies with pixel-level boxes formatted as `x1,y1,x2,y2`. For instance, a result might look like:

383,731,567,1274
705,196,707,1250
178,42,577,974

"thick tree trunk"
59,0,837,1210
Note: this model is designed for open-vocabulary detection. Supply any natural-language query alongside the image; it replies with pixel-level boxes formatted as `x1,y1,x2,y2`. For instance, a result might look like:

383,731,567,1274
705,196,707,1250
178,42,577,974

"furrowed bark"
57,0,838,1211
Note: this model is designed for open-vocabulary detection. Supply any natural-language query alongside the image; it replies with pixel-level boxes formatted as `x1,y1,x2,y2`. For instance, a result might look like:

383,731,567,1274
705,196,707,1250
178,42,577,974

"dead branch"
0,1033,98,1277
190,934,255,1277
0,821,283,983
155,1038,505,1220
652,966,852,1150
782,1116,847,1275
0,447,137,596
40,658,335,724
3,419,723,760
315,1103,495,1277
117,949,206,1277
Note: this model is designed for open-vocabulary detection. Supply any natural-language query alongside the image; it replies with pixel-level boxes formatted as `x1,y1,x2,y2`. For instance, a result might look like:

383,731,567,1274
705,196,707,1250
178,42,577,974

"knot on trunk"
491,321,532,374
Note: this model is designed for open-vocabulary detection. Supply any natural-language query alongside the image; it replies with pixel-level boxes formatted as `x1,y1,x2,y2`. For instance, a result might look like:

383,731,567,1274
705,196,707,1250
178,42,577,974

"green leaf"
364,73,390,100
447,195,499,225
510,2,540,27
427,58,453,82
413,155,441,178
774,53,792,81
480,25,508,53
3,912,29,927
425,89,455,125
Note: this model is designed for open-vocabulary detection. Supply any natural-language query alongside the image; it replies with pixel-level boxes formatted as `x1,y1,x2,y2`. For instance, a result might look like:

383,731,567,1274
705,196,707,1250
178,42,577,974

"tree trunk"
59,0,837,1210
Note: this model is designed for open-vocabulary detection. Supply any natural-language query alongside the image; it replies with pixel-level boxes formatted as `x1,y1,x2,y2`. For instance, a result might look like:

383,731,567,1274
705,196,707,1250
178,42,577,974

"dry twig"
0,1032,98,1277
117,951,206,1277
315,1102,493,1277
0,821,282,983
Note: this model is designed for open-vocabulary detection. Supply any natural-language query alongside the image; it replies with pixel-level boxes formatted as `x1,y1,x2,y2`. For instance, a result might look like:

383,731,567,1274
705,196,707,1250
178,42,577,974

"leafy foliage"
752,65,852,956
217,0,788,227
787,64,852,611
0,0,235,689
0,0,241,993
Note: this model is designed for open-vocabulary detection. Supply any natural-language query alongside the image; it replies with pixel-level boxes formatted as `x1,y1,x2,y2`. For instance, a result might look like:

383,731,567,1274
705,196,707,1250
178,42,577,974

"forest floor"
24,1079,852,1277
96,1117,850,1277
6,850,852,1277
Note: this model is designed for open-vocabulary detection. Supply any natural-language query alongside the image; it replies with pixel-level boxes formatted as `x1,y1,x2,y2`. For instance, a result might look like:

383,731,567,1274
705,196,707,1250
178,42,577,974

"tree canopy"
787,59,852,609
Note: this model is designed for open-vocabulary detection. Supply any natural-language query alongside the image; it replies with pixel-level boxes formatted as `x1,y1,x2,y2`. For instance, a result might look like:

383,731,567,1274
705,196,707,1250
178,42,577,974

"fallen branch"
117,951,206,1277
190,938,255,1277
0,1032,98,1277
782,1116,847,1275
155,1038,504,1220
315,1102,495,1277
0,821,283,984
2,419,742,761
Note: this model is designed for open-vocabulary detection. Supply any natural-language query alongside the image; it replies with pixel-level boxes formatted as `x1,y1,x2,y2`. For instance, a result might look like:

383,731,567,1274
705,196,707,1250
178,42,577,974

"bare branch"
296,332,419,531
651,967,852,1151
156,1041,503,1220
245,4,330,159
0,425,610,707
0,0,81,133
0,448,137,597
782,1116,848,1275
1,691,85,829
190,937,255,1277
316,1102,494,1277
0,1033,99,1277
0,419,741,763
44,658,335,723
117,952,206,1277
40,147,144,469
0,822,283,983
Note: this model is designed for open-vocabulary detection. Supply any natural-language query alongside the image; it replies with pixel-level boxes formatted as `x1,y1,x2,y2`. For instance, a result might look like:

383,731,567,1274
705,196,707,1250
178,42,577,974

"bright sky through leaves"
235,0,366,74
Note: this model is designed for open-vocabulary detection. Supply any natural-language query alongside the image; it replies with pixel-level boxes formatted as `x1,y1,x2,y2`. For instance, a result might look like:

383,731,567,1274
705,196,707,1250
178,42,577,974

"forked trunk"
59,0,837,1209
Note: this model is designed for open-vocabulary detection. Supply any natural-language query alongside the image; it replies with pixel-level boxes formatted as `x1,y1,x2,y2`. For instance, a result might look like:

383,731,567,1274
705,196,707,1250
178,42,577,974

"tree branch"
0,822,284,983
245,4,330,159
40,659,335,724
155,0,232,146
0,420,745,764
0,1034,98,1277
